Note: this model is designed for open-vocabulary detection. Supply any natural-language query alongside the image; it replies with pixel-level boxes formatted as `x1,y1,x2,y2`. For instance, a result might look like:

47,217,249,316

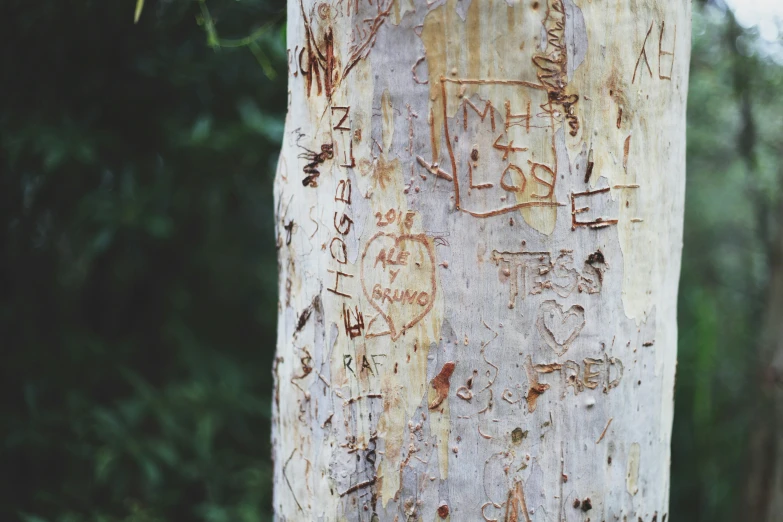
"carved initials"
658,22,676,80
463,98,496,132
327,269,353,298
634,21,677,83
332,106,351,132
493,135,528,161
571,187,620,230
334,212,354,236
343,304,365,339
330,237,348,264
504,99,533,133
335,179,352,204
632,22,654,84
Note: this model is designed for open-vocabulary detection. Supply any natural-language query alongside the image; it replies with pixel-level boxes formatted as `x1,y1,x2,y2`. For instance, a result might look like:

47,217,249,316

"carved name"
525,355,624,412
360,233,437,340
492,250,606,308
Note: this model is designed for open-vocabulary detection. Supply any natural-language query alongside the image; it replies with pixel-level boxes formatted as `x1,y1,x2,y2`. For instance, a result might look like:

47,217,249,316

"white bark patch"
627,442,641,497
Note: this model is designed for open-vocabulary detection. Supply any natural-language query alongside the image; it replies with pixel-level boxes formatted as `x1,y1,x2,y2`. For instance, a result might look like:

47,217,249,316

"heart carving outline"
360,232,437,341
536,300,585,356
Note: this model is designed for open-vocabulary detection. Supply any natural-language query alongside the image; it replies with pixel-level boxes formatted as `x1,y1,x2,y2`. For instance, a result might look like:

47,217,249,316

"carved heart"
536,301,585,356
360,232,436,340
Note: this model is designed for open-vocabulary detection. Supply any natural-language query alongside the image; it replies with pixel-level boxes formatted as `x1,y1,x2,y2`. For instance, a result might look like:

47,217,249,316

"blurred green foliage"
672,6,783,522
1,0,286,520
1,1,781,521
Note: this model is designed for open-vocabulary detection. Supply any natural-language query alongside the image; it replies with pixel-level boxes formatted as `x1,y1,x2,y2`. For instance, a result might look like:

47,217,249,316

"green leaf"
249,41,276,80
95,447,116,483
134,0,144,23
195,415,215,459
237,98,284,142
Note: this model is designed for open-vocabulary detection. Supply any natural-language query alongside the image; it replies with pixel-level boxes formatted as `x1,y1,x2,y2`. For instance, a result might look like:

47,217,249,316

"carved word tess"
492,250,606,309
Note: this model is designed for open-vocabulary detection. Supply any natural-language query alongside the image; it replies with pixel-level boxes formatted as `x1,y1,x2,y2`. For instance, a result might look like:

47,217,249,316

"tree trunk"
272,1,690,520
746,184,783,522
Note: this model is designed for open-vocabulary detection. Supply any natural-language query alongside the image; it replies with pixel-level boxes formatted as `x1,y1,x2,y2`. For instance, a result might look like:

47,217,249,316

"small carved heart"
536,301,585,356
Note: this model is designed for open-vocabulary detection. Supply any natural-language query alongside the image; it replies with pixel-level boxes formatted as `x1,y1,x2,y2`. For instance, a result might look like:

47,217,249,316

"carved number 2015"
375,209,415,229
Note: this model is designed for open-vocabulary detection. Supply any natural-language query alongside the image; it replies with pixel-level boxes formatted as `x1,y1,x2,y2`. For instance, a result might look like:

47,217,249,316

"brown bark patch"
429,361,456,409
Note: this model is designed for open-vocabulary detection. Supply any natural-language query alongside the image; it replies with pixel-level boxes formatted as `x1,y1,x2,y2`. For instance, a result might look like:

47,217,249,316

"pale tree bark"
272,1,691,521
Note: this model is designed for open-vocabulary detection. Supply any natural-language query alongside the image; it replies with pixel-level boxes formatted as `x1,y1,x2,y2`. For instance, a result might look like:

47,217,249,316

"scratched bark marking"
273,0,689,520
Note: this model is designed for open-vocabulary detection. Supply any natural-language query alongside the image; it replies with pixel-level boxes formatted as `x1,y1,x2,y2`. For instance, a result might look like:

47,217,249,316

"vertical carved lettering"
332,106,351,131
334,212,354,235
330,237,348,264
335,179,352,204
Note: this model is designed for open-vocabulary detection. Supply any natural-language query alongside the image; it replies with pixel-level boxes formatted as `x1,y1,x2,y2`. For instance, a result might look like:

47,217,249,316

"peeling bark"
273,1,690,520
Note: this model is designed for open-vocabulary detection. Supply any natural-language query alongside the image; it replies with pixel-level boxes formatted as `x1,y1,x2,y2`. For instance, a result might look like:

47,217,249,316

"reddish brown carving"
299,143,334,187
360,232,437,340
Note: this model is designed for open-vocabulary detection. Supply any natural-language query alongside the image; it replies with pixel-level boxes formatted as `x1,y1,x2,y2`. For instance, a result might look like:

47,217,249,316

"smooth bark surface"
273,1,691,520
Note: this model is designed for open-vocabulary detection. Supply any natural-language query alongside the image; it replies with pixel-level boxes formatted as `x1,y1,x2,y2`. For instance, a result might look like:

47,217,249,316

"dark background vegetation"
1,1,781,521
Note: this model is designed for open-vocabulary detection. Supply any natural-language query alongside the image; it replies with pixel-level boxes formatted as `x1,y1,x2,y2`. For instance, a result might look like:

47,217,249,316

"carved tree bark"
272,1,691,521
